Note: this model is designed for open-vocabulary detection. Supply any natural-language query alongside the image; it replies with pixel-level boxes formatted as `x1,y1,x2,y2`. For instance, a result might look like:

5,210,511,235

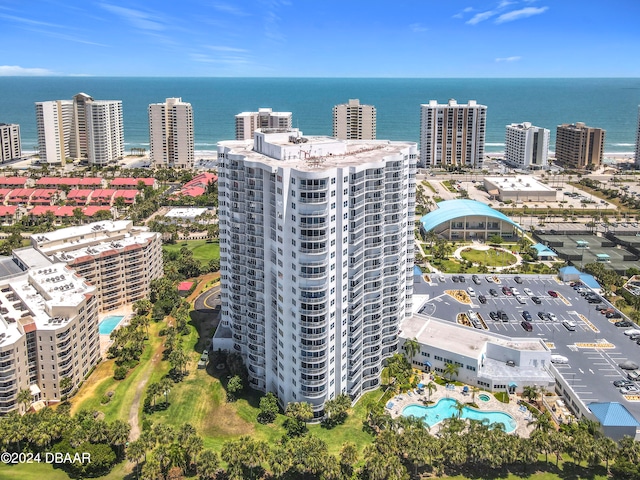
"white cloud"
452,6,474,19
189,53,250,65
466,10,497,25
0,13,64,28
498,0,514,7
211,3,250,16
495,6,548,23
495,56,522,62
206,45,249,53
410,23,428,33
99,3,164,31
0,65,55,76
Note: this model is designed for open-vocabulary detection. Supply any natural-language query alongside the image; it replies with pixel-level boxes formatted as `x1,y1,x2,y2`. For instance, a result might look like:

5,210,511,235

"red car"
548,290,558,298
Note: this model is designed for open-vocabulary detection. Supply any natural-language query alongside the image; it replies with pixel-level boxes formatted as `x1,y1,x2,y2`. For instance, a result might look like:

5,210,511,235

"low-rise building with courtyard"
484,175,556,203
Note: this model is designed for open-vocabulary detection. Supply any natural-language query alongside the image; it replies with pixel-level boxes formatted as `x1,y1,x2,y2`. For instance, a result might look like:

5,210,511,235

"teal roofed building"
420,199,524,241
588,402,640,440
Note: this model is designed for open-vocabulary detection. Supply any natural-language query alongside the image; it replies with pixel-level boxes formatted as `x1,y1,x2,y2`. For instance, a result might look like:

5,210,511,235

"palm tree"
426,381,437,402
403,337,420,366
127,439,147,479
17,388,32,414
453,400,466,419
596,436,618,473
444,362,459,382
522,385,539,405
108,419,131,459
196,449,219,480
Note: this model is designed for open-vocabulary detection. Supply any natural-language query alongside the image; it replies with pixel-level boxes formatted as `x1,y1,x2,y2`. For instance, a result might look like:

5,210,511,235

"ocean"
1,77,639,154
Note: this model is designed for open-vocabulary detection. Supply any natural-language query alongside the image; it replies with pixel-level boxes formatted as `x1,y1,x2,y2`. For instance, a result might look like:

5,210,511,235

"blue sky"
1,0,639,77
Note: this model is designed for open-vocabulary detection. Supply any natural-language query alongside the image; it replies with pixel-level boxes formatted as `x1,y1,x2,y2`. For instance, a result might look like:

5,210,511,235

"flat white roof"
165,207,209,219
32,220,132,244
485,175,554,193
400,314,547,358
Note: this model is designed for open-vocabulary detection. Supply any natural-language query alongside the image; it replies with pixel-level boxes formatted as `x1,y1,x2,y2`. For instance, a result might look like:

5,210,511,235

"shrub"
113,366,128,380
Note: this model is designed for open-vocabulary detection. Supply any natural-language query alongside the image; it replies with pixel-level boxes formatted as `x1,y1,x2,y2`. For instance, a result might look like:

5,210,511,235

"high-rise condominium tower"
149,98,194,169
555,122,605,170
35,93,123,166
217,129,416,413
504,123,550,170
333,99,376,140
235,108,292,140
419,99,486,169
0,123,21,163
635,106,640,168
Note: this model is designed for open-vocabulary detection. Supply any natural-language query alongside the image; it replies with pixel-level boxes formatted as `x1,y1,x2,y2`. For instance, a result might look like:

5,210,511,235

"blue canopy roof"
588,402,640,427
532,243,558,257
420,199,522,232
579,274,601,289
559,266,581,275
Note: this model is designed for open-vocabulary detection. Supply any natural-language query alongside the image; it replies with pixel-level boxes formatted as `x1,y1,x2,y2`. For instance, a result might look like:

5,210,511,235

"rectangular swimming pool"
99,315,124,335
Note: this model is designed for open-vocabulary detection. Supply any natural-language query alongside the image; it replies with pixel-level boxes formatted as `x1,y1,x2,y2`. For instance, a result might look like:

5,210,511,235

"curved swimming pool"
402,398,516,433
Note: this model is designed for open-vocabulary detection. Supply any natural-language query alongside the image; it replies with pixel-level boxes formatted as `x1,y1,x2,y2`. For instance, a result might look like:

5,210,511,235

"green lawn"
163,239,220,266
460,248,518,267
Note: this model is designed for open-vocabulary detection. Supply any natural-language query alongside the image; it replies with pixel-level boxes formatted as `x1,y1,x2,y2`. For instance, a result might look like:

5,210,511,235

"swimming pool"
402,398,516,433
478,393,491,402
99,315,124,335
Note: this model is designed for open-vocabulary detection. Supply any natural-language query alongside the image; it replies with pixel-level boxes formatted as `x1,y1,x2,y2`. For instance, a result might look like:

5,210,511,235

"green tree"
226,375,243,402
403,337,420,366
257,392,279,424
17,388,32,414
444,362,459,382
196,449,219,480
426,381,437,402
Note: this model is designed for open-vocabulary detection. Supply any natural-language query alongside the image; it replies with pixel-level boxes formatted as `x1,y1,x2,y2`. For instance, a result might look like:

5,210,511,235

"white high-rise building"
504,122,550,170
35,93,123,166
0,123,22,163
333,99,376,140
149,98,194,169
35,100,74,164
216,129,416,414
635,106,640,168
235,108,292,140
419,99,486,169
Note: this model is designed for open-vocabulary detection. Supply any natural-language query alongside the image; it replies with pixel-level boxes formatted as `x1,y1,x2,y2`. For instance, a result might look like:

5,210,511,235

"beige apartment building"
0,123,21,163
555,122,606,170
332,99,376,140
27,221,163,312
235,108,292,140
0,261,99,413
149,97,194,169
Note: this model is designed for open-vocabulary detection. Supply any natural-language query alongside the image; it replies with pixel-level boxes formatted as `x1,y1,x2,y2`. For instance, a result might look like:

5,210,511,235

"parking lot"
414,273,640,421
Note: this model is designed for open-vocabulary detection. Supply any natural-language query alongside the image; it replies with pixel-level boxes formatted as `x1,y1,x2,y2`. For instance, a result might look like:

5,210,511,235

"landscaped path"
128,342,165,441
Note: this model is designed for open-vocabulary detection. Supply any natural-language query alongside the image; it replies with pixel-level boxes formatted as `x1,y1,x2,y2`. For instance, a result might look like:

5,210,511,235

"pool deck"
98,305,134,356
386,377,535,438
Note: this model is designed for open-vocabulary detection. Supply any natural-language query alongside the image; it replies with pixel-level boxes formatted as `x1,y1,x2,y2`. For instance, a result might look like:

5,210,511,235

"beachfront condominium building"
18,221,163,313
333,99,376,140
149,97,194,169
419,99,486,169
0,123,21,163
555,122,606,170
35,93,123,166
0,256,99,413
504,122,550,170
216,128,416,413
235,108,292,140
635,106,640,168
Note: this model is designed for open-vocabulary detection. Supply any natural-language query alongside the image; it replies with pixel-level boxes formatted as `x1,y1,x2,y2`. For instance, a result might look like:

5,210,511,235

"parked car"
516,295,527,304
606,311,622,319
439,275,446,282
478,294,487,304
489,288,498,297
531,296,542,304
502,286,512,295
548,290,559,298
620,385,640,394
596,305,609,312
485,276,494,283
551,354,569,364
548,313,558,322
514,276,523,284
459,276,466,283
452,276,460,283
489,311,499,321
498,310,509,322
521,311,532,321
624,329,640,336
562,320,576,331
467,287,476,297
472,275,481,285
627,370,640,381
615,321,634,327
523,288,533,296
521,321,533,332
538,311,548,320
614,379,635,388
511,288,521,296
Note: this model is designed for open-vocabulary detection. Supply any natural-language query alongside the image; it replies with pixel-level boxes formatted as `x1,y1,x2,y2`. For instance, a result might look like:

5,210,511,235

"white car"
439,275,446,283
511,288,520,296
551,354,569,364
467,287,476,297
485,276,494,283
548,313,558,322
624,329,640,336
516,295,527,304
523,288,533,296
620,385,640,395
